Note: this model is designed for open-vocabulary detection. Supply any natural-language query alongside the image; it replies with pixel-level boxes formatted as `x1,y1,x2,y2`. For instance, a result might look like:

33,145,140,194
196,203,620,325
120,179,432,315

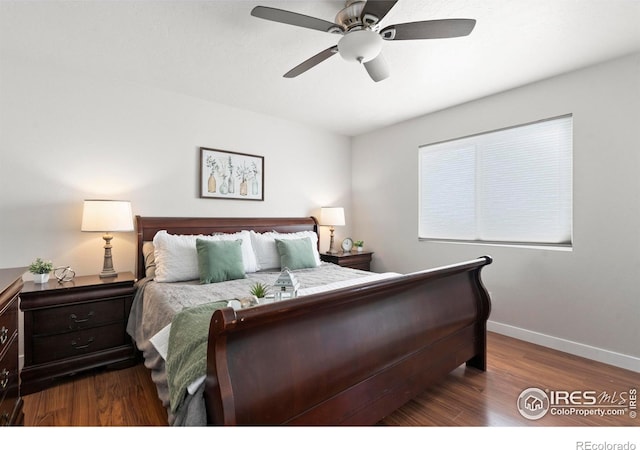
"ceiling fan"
251,0,476,82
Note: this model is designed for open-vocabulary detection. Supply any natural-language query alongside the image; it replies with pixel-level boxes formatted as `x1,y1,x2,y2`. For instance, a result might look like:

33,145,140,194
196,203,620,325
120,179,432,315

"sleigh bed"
128,216,492,425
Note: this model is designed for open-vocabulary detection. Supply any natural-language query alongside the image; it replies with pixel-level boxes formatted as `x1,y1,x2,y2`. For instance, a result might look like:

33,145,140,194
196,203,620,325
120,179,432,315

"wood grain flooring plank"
22,333,638,427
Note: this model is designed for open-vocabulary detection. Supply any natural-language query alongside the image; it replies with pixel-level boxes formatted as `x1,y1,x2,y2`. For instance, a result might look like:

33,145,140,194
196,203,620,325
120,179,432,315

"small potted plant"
29,257,54,284
239,282,270,308
250,282,270,299
354,240,364,252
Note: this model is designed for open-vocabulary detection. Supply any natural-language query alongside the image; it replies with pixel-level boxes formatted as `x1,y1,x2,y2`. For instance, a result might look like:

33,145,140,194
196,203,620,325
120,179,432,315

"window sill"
418,238,573,252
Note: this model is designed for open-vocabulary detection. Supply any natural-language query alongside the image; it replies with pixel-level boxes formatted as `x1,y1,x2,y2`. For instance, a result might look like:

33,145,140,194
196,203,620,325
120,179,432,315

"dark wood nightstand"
0,267,25,426
320,251,374,271
20,272,137,394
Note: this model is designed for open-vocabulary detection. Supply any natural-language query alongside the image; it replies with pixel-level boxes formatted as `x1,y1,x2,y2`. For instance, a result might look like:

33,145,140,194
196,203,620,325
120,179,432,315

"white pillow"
153,230,258,282
153,231,200,282
250,230,321,270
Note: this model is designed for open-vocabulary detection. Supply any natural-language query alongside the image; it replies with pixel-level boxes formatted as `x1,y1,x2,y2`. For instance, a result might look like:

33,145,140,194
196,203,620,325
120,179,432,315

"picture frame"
200,147,264,201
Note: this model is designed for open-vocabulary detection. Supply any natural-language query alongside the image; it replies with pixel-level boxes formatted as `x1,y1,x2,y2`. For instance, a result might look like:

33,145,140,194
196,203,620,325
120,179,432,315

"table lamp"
319,207,345,254
81,199,134,278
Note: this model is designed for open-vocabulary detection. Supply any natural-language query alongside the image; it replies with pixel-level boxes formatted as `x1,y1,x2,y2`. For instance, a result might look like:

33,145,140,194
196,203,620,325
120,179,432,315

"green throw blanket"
166,300,229,414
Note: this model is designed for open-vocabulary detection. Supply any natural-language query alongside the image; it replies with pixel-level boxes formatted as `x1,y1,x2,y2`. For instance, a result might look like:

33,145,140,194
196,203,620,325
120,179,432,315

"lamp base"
100,233,118,278
99,270,118,279
326,226,339,254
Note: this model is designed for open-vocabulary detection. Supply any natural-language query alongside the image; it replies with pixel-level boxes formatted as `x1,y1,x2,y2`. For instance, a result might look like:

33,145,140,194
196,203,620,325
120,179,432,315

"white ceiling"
2,0,640,136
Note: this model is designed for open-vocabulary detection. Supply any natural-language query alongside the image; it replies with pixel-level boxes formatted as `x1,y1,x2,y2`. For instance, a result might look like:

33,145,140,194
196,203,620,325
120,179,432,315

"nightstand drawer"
0,268,24,425
30,297,126,335
0,337,19,425
0,297,17,357
31,322,126,364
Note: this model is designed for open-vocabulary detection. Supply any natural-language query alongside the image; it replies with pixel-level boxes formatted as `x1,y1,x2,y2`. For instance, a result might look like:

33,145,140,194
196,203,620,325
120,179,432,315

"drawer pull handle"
71,337,94,350
0,412,9,425
0,368,9,389
0,326,7,345
70,311,94,324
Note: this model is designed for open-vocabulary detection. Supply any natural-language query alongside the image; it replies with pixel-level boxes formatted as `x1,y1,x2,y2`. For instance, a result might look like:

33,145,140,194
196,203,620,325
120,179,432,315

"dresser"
20,272,137,395
0,267,25,426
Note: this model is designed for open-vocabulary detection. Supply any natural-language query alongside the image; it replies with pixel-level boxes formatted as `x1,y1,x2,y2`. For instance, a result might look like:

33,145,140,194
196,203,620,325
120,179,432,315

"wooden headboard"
135,216,319,280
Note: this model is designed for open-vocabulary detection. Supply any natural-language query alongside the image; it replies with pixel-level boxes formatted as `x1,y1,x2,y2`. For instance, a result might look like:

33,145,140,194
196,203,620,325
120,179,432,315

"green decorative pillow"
196,238,245,284
275,238,317,270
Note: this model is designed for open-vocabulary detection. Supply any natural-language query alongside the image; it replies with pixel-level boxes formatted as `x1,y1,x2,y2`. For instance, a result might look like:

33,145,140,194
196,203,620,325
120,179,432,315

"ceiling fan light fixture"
337,29,382,63
251,1,477,81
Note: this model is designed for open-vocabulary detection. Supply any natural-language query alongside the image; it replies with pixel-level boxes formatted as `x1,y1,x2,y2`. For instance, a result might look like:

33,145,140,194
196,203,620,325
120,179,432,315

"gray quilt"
126,263,377,425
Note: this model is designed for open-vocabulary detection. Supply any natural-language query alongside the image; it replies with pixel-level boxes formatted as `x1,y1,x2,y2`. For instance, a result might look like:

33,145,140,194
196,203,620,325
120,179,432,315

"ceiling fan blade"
363,53,390,82
381,18,476,40
360,1,399,25
251,6,342,34
284,46,338,78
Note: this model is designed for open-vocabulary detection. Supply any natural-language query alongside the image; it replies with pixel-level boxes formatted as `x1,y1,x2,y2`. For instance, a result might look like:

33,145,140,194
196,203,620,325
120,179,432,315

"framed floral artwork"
200,147,264,201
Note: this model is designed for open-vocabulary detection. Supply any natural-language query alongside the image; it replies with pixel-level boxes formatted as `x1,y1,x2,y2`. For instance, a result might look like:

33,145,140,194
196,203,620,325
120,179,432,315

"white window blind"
419,115,572,246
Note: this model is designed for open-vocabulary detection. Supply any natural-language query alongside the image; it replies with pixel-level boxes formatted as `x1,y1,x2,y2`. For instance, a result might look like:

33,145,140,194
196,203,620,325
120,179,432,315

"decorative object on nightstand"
320,250,374,271
28,257,54,284
319,207,345,254
19,271,137,395
81,199,134,278
53,266,76,283
341,237,353,252
354,240,364,252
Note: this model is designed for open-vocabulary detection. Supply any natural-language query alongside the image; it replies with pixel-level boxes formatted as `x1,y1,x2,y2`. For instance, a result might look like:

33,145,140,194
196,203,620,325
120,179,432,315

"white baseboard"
488,320,640,373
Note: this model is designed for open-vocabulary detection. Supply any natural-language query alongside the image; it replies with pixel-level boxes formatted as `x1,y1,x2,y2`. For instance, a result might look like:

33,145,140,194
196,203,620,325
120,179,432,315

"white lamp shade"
81,200,134,232
320,207,345,227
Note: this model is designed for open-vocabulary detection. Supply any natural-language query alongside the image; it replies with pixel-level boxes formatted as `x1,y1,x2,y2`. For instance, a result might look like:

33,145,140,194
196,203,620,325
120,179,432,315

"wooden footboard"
204,256,492,425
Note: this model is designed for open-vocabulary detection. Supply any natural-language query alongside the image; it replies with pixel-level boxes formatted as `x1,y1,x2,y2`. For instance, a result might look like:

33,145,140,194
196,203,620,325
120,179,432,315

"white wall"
3,47,638,373
0,55,353,277
352,53,640,371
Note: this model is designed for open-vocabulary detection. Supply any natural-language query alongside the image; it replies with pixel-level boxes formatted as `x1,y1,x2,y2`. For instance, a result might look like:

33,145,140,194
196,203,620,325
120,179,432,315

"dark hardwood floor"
382,333,638,426
22,359,168,426
22,332,638,427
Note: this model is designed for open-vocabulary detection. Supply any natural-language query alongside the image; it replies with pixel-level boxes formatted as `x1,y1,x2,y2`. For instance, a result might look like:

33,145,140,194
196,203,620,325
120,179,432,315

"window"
419,115,572,246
